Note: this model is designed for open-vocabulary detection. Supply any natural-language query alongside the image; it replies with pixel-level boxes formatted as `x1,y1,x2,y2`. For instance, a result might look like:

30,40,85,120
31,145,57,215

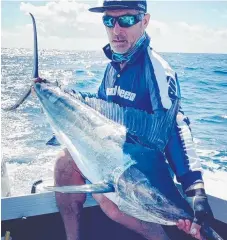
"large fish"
3,13,223,240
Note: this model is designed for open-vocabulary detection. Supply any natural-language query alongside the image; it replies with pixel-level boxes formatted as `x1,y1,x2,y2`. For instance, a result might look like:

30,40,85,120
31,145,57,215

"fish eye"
156,195,162,204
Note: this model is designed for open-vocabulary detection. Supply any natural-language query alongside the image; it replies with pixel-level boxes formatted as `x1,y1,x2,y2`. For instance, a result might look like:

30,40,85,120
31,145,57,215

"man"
54,1,213,240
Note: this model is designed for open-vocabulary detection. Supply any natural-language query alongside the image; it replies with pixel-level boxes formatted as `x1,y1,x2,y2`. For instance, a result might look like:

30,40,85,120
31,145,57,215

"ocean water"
1,48,227,198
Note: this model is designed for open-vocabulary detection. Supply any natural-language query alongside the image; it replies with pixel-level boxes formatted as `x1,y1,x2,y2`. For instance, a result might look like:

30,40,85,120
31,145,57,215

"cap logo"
138,3,145,9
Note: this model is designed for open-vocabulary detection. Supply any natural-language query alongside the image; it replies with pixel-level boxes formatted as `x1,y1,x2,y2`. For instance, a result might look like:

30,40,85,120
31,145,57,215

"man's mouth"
112,40,127,43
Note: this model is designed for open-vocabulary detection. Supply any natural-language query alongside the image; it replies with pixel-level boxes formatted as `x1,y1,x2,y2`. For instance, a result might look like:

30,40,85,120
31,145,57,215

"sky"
1,0,227,53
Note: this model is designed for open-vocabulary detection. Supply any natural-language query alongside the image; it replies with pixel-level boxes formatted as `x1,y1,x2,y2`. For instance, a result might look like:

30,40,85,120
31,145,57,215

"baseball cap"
89,0,147,13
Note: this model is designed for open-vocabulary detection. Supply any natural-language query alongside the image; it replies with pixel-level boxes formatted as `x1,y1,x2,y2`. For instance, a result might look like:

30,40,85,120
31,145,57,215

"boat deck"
2,205,227,240
2,189,227,240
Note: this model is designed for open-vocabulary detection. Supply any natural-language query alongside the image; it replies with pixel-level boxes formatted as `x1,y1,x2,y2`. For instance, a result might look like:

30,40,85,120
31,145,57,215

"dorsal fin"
69,92,179,150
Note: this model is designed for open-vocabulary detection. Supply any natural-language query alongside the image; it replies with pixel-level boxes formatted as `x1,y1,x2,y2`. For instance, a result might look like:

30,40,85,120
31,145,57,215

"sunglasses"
102,14,144,28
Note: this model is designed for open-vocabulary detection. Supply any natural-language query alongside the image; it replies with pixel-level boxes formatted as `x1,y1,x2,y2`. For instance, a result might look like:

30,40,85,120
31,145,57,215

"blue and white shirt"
93,34,203,191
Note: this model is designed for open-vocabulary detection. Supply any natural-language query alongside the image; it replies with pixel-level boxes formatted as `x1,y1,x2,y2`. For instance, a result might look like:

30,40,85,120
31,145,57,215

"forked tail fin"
2,13,39,111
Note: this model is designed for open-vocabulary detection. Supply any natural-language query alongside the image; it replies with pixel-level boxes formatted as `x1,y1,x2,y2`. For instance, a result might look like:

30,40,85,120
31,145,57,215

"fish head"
115,165,189,224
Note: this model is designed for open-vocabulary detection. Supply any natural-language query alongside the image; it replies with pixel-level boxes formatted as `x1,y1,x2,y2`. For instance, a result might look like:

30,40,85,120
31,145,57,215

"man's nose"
113,21,122,35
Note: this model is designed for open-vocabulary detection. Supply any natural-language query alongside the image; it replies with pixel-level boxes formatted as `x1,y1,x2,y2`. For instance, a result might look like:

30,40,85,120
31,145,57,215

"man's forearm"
165,110,203,191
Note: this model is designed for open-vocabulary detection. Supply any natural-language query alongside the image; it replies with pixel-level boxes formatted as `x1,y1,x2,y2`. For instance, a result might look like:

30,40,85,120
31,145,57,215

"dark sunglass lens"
103,16,115,28
103,14,143,28
119,15,139,28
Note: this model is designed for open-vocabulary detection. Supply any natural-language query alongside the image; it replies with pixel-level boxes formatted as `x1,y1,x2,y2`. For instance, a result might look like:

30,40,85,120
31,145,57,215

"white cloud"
2,1,108,50
147,20,170,36
146,20,227,53
2,1,227,53
19,1,105,38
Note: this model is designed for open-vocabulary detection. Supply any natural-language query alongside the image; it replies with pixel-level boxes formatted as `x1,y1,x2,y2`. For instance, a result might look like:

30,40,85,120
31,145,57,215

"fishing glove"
185,186,214,225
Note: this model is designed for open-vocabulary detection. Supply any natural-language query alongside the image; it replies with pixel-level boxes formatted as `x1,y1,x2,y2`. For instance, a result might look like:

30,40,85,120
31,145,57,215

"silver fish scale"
35,83,181,200
35,84,132,182
83,97,179,151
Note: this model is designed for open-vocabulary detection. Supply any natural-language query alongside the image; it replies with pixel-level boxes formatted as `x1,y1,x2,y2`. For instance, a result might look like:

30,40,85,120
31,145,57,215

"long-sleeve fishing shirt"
79,34,204,192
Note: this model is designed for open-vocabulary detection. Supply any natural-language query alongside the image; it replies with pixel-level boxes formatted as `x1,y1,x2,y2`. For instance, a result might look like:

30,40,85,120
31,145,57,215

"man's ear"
143,13,150,29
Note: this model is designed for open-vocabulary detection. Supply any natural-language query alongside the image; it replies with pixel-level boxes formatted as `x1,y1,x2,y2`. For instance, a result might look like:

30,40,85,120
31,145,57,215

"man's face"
104,9,150,54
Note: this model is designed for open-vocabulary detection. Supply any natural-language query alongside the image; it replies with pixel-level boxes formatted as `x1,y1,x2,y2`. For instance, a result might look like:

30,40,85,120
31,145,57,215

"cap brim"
89,5,133,13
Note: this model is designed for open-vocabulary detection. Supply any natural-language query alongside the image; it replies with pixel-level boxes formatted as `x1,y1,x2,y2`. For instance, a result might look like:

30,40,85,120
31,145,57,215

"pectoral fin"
45,182,114,193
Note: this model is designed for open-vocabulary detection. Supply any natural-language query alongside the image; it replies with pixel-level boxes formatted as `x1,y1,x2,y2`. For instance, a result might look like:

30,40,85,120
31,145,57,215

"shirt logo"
106,85,136,101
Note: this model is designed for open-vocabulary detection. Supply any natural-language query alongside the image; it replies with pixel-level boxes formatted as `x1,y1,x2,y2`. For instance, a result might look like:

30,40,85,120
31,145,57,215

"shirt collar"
103,32,151,66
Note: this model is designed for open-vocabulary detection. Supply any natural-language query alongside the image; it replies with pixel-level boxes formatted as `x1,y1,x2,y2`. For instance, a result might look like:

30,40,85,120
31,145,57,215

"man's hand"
177,219,202,239
177,186,214,239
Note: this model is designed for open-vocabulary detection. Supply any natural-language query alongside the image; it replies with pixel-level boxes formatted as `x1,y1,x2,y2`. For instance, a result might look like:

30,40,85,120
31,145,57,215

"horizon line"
1,47,227,55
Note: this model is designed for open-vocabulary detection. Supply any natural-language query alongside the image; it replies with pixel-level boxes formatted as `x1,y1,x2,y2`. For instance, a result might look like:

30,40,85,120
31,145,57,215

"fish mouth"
115,165,190,224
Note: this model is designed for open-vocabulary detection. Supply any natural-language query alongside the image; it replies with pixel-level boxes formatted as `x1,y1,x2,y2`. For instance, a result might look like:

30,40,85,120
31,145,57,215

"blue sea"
1,48,227,197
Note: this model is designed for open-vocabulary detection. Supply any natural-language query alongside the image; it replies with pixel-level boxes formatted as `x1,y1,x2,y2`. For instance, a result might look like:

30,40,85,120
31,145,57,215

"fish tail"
2,87,32,111
29,13,39,79
2,13,38,111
